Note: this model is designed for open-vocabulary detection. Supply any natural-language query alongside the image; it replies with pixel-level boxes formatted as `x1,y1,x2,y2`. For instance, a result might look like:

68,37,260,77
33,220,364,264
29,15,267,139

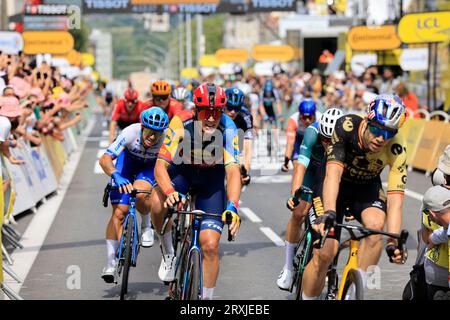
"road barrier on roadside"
1,93,95,299
400,110,450,174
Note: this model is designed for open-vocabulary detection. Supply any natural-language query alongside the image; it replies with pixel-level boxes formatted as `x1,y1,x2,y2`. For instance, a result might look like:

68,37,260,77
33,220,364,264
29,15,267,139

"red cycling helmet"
193,83,226,109
124,88,138,101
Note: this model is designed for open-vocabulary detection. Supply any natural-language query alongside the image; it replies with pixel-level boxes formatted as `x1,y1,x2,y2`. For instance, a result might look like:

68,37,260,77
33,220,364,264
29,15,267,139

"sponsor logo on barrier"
31,150,47,181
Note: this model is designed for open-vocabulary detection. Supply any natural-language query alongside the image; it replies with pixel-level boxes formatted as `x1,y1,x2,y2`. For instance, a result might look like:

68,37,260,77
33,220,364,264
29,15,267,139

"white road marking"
7,118,96,295
99,140,109,148
260,227,285,247
240,207,262,223
382,182,423,201
252,175,291,184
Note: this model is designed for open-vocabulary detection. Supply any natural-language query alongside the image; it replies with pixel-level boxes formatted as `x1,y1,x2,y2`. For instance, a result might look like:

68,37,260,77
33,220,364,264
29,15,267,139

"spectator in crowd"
397,82,420,118
379,67,400,94
362,72,379,95
0,96,25,165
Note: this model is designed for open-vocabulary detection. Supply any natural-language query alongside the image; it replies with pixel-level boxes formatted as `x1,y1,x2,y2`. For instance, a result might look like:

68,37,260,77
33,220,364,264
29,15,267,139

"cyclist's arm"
226,163,241,207
258,92,267,118
284,117,297,160
386,193,404,237
291,127,317,194
243,139,252,173
99,153,116,176
224,124,241,201
386,138,407,237
100,128,131,176
155,116,184,195
323,117,349,212
154,159,172,195
242,112,254,172
291,164,306,195
109,120,117,144
323,163,343,212
274,90,282,117
109,102,122,143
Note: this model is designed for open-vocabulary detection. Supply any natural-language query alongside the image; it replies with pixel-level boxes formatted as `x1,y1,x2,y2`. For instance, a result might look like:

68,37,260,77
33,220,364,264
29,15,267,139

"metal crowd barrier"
0,93,96,300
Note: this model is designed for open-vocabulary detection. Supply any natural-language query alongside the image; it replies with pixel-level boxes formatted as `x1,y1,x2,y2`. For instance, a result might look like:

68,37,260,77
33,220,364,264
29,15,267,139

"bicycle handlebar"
291,186,314,208
161,207,234,242
319,221,409,262
102,184,152,208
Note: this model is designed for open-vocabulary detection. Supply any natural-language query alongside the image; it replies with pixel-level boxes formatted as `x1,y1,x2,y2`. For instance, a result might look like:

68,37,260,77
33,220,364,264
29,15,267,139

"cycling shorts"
110,152,156,205
168,164,226,234
263,104,276,123
310,167,387,247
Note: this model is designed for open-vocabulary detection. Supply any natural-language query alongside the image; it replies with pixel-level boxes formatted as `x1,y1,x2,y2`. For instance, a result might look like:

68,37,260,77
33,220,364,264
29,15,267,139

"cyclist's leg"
152,165,190,253
283,162,314,270
301,171,342,299
355,183,387,282
302,239,339,299
196,167,226,300
105,153,133,267
135,164,157,228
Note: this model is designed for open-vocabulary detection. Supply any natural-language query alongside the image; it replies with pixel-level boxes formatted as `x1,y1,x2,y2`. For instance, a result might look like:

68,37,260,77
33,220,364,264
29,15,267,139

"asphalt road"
5,111,433,300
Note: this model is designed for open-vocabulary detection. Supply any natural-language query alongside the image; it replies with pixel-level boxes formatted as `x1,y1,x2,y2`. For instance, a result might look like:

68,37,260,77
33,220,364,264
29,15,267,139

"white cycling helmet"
173,87,188,101
319,107,344,139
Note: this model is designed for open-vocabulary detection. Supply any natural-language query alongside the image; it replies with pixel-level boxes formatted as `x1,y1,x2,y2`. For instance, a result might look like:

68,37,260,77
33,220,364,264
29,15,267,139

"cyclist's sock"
202,287,214,300
301,292,320,300
284,241,296,271
106,239,119,268
140,213,151,229
157,230,174,256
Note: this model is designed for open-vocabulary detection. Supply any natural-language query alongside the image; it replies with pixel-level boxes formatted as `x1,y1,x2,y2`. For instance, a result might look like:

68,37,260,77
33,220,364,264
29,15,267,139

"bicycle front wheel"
186,249,201,300
120,215,134,300
341,269,364,300
294,233,313,300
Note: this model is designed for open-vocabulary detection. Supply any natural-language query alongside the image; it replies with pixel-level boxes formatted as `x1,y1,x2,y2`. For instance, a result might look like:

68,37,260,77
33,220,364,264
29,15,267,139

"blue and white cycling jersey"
105,123,164,163
105,123,166,205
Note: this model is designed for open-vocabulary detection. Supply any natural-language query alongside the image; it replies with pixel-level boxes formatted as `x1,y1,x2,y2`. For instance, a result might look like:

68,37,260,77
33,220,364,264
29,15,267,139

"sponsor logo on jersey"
343,117,354,132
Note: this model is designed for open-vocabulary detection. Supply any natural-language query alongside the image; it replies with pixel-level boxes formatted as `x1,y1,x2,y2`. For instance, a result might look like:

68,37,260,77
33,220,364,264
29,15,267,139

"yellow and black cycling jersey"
422,211,449,269
327,114,407,194
158,110,240,168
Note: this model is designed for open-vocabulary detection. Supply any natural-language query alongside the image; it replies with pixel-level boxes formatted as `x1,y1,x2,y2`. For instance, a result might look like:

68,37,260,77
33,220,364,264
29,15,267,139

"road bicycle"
162,195,233,300
284,186,315,300
320,218,409,300
103,184,152,300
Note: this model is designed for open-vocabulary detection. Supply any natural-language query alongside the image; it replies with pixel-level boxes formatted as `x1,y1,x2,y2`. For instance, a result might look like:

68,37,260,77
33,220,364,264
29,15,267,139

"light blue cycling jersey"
105,123,165,162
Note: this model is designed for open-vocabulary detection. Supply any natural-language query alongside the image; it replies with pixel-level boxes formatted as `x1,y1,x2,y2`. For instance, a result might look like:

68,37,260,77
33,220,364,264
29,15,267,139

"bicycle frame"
181,216,203,300
336,239,359,300
117,195,139,267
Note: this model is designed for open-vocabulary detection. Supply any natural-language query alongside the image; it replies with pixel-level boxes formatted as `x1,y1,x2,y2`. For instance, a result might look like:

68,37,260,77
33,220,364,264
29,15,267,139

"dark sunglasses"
226,104,241,112
300,114,314,121
196,107,223,121
142,127,164,138
154,95,169,101
368,123,397,140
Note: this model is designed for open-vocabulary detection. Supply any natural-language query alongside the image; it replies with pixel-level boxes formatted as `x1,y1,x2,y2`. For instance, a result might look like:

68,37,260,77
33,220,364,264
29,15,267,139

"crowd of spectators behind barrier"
184,62,429,129
0,50,93,175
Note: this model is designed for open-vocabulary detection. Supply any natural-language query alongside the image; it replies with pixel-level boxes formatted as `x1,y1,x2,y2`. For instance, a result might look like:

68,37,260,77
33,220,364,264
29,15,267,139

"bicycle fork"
336,240,359,300
181,220,203,300
117,200,140,267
